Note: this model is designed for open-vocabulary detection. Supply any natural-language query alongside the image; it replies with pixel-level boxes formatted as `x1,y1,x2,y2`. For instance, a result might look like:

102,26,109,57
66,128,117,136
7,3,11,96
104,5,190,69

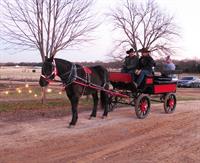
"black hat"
138,48,150,53
126,48,134,54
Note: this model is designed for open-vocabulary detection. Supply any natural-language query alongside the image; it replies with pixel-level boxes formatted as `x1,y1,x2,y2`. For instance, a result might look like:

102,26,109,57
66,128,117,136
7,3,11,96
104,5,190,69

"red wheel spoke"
140,99,148,112
164,93,176,114
135,95,150,119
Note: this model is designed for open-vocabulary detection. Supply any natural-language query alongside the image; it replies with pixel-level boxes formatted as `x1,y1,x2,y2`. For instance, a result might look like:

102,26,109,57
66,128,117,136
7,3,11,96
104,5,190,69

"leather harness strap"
83,66,92,84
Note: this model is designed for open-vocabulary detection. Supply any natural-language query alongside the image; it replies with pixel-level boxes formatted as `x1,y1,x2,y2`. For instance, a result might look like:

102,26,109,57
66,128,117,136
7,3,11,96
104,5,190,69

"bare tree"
0,0,97,62
0,0,97,103
109,0,180,59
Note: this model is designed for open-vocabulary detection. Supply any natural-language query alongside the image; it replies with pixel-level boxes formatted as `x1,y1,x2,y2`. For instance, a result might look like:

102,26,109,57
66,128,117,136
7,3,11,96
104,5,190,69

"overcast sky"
0,0,200,63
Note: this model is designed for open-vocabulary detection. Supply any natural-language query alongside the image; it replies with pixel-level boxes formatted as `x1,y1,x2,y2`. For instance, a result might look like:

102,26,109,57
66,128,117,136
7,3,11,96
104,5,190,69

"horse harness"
41,59,102,93
60,63,92,87
42,59,129,98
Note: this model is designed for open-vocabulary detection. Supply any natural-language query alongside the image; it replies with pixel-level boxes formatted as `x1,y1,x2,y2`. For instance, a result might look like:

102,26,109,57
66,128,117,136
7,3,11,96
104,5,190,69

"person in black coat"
121,48,139,81
134,48,155,88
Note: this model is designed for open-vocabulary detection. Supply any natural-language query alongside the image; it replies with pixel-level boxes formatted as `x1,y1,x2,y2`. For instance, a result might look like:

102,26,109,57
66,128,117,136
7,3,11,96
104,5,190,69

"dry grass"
0,66,40,81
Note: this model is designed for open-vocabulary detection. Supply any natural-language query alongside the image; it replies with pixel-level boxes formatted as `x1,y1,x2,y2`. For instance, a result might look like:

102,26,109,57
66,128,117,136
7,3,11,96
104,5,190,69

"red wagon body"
108,72,177,119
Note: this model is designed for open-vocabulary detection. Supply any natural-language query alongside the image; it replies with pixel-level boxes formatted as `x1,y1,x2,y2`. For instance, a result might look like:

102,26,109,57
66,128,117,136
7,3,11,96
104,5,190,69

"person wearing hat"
134,48,155,88
121,48,139,81
121,48,139,73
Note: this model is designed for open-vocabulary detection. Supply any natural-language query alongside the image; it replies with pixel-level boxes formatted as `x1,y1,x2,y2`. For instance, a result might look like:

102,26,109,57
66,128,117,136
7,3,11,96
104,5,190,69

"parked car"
177,76,200,88
171,74,178,81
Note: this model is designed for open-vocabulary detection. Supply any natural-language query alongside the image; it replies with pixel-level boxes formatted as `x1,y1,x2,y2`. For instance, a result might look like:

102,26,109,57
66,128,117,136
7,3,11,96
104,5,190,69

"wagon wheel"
164,93,176,113
108,96,118,112
135,94,151,119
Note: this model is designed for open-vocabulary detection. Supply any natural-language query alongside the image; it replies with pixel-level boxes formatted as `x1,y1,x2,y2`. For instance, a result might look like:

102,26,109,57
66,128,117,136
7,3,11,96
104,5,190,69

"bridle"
40,59,57,81
40,59,78,86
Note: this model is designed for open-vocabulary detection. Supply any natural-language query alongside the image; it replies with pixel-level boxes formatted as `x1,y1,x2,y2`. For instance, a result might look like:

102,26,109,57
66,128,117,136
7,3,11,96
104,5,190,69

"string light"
1,83,64,97
47,88,52,93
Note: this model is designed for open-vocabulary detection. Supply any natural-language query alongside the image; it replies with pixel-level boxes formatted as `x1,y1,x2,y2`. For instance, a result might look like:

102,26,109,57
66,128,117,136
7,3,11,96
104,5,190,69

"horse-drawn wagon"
39,57,177,126
108,72,177,119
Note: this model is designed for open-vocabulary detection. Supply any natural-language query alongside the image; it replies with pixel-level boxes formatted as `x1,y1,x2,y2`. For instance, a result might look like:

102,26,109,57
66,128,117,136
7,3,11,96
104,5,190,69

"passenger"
134,48,155,88
162,55,176,77
121,48,139,81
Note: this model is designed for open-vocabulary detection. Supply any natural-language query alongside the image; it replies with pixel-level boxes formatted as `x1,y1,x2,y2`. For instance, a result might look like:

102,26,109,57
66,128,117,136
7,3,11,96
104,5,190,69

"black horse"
39,57,109,127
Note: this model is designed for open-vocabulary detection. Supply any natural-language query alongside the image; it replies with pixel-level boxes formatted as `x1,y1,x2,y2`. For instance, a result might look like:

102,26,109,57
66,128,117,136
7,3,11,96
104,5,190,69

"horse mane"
54,58,71,65
54,58,82,68
54,58,105,72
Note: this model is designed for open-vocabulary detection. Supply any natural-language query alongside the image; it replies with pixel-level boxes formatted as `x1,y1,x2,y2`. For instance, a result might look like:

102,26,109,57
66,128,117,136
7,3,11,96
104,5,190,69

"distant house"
15,65,20,68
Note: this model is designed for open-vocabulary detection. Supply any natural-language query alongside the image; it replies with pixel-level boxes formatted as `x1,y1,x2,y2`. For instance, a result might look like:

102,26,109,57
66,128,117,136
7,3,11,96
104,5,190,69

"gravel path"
0,100,200,163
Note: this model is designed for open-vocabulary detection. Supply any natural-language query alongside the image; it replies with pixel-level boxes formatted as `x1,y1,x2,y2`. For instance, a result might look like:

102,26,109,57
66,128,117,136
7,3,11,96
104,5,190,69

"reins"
41,59,129,98
41,59,93,87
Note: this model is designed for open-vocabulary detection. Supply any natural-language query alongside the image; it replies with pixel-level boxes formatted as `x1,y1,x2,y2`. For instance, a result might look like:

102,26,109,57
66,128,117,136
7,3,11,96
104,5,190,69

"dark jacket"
138,55,155,72
122,55,139,72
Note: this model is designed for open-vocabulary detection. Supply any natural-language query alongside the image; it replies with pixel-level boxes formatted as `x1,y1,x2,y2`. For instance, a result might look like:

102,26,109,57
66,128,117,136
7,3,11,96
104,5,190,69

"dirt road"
0,100,200,163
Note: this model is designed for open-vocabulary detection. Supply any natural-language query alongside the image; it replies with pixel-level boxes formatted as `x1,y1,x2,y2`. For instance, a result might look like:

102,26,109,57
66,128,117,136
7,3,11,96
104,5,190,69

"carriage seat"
109,72,155,85
153,76,176,84
109,72,132,83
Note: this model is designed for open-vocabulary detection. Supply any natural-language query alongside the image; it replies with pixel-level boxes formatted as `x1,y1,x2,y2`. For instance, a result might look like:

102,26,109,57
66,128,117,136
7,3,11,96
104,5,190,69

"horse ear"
49,55,54,62
45,56,48,61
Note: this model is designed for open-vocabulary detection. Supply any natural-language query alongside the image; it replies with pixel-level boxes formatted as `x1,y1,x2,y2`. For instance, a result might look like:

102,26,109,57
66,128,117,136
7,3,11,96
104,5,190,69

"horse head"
39,56,57,87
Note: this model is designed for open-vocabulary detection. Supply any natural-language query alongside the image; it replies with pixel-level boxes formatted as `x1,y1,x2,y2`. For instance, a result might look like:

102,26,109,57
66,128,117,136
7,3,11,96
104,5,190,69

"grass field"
0,66,40,81
0,80,94,113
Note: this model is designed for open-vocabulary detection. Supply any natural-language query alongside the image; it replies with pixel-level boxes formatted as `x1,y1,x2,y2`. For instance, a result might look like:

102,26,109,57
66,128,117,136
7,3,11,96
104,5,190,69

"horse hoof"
68,124,75,128
101,115,107,119
89,116,95,120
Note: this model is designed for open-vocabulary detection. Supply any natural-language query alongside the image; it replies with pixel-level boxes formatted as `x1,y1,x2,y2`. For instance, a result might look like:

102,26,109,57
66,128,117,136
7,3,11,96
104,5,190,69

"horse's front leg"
89,92,99,119
68,95,79,127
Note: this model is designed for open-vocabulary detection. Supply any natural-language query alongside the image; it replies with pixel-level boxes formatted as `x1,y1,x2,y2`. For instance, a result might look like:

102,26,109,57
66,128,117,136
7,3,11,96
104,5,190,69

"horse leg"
89,91,99,119
68,95,79,127
101,90,109,118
